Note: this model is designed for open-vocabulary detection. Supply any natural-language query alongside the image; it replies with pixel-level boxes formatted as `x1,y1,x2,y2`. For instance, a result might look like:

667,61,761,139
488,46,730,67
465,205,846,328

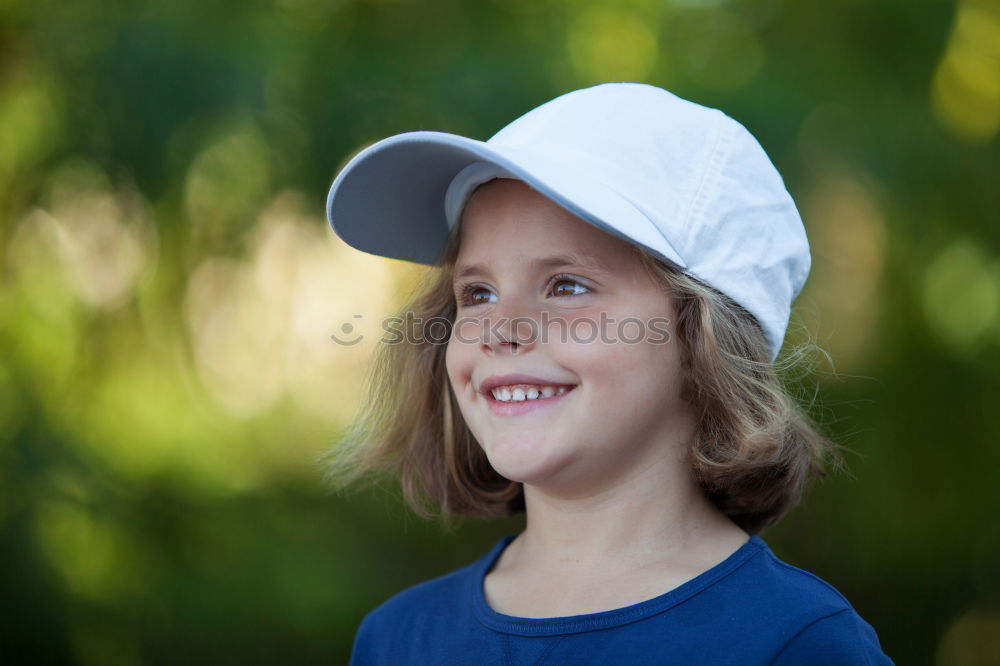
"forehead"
454,179,636,272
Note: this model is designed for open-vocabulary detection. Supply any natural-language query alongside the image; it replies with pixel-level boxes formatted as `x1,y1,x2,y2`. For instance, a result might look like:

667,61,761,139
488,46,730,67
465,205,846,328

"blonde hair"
321,210,847,535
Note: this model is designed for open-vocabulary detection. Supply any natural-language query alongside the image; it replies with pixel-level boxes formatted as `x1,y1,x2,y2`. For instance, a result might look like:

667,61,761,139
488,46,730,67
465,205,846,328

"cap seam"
682,113,735,251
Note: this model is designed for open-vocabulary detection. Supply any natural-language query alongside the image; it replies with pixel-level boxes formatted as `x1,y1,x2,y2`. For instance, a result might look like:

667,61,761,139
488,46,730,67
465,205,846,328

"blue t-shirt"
349,533,894,665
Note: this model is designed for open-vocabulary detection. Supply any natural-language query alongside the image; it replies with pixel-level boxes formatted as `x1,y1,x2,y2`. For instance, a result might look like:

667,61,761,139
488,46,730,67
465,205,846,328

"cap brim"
326,131,686,269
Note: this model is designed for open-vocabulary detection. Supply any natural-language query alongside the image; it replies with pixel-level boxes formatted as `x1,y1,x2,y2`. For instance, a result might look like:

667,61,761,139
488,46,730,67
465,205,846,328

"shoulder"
769,607,895,665
733,539,894,664
361,558,475,629
349,559,479,665
727,537,851,621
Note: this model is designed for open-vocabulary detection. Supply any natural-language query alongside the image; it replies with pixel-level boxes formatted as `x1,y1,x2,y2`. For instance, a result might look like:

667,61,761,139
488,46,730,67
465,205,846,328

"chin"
479,436,572,485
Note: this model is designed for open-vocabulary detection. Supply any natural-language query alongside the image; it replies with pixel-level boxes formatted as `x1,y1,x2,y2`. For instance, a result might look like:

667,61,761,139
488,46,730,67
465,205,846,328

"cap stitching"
682,113,735,252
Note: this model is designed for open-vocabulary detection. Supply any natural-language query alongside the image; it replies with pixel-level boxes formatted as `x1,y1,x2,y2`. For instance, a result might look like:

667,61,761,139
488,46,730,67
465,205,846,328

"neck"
507,456,747,576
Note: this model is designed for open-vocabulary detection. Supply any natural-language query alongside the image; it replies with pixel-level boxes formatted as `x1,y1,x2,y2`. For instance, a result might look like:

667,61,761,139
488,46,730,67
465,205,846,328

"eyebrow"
453,251,612,283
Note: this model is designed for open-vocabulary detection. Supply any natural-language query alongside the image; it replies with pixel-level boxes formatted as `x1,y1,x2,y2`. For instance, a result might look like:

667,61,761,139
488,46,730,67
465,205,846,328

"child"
323,83,894,665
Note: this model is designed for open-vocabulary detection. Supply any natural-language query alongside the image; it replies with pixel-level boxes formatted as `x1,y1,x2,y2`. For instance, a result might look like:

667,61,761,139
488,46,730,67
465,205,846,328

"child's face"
445,179,696,496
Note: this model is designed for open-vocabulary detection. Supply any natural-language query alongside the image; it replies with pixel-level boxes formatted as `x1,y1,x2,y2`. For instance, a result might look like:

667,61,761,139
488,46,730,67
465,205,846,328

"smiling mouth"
485,384,578,405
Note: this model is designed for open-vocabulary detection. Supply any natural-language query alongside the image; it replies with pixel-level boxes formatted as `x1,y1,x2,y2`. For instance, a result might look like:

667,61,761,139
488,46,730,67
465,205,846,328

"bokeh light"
798,172,886,370
931,0,1000,141
922,238,999,354
567,6,659,83
935,607,1000,666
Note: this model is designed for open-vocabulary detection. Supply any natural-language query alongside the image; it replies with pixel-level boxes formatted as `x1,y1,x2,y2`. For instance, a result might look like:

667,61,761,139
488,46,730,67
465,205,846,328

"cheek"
451,317,481,347
445,325,476,385
583,339,678,399
444,339,461,385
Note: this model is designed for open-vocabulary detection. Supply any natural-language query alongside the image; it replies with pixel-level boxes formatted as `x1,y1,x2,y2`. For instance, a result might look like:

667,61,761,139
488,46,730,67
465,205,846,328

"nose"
480,297,540,355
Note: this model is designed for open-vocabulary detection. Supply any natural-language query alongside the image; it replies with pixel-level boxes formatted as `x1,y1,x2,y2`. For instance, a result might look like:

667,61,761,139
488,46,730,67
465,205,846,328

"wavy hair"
321,208,847,535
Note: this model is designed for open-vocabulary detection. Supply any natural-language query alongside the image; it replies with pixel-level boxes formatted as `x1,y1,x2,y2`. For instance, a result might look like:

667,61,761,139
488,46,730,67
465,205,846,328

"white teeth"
490,384,573,402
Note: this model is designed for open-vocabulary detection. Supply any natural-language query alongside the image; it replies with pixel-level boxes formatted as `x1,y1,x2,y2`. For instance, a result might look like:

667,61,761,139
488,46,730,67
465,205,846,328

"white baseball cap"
326,82,810,362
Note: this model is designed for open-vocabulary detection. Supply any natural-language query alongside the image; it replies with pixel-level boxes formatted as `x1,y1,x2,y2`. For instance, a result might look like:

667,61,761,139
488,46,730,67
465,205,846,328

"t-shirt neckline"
470,532,766,636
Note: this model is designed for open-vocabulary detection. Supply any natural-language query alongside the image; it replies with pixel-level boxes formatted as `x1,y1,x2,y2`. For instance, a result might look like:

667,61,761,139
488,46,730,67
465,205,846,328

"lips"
479,374,577,416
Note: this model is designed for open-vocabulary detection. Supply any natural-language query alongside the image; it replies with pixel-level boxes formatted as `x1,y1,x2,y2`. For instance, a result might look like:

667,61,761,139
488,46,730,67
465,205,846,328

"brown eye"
550,277,589,297
457,284,496,306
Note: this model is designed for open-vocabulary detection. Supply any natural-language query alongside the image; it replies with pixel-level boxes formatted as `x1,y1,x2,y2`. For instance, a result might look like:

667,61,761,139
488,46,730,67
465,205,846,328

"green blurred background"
1,0,999,664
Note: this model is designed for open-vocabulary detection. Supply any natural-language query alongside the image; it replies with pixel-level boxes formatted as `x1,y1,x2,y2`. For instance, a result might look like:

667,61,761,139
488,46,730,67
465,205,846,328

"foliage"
2,0,999,664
